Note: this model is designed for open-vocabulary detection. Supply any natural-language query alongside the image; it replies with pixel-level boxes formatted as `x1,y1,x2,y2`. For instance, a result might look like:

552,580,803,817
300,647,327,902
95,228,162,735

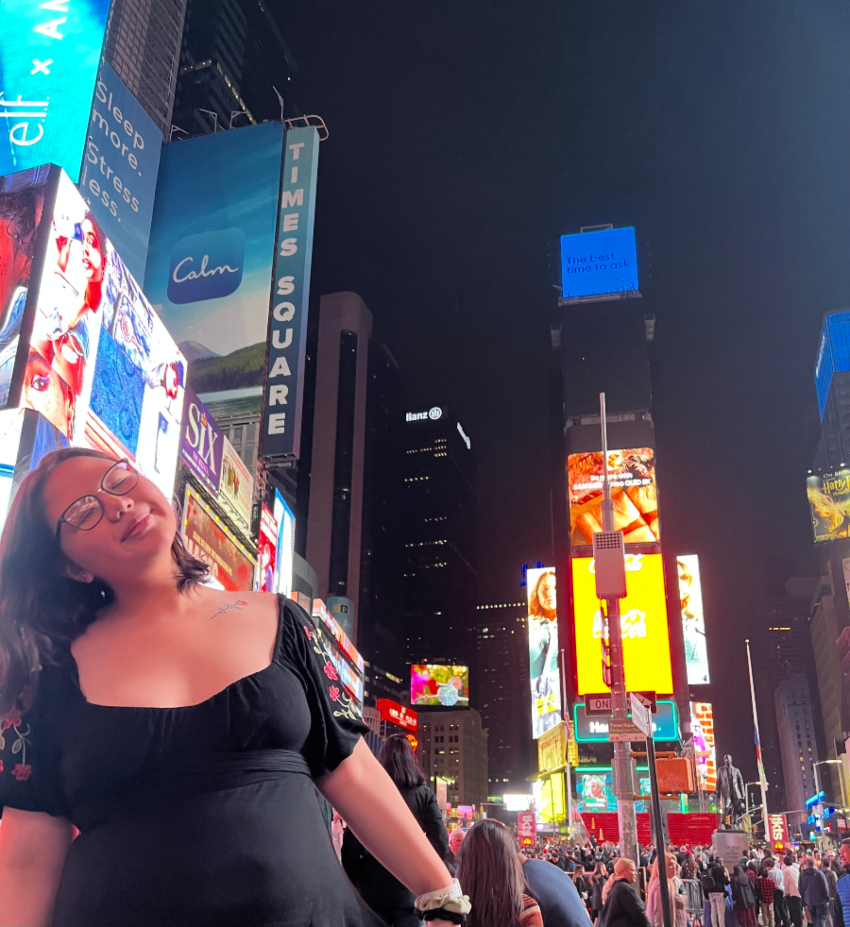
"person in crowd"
343,734,449,927
783,853,803,927
549,846,567,872
590,861,609,922
0,449,464,927
445,826,467,875
680,853,697,881
456,820,542,927
520,849,592,927
705,858,730,927
731,864,759,927
758,861,778,927
645,853,688,927
573,863,589,906
835,839,850,927
800,856,831,927
600,857,651,927
768,850,790,927
821,856,838,924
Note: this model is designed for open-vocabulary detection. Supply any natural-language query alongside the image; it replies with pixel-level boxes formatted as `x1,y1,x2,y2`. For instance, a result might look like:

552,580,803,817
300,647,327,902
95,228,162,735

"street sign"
630,694,652,738
584,692,658,716
608,717,644,742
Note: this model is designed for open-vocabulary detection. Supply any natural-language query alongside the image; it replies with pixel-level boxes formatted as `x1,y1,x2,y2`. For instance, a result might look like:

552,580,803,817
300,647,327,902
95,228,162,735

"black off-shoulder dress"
0,598,383,927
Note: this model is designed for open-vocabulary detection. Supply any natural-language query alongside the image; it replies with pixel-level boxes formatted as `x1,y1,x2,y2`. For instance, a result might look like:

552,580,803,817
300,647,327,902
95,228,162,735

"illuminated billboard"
0,0,111,178
0,408,25,536
690,702,717,792
568,449,659,548
814,312,850,418
527,567,562,738
145,123,284,395
0,165,50,409
182,486,255,592
218,437,253,537
256,504,278,594
410,664,469,707
572,553,673,695
807,470,850,543
678,555,710,685
559,227,639,301
7,168,185,498
273,489,295,598
180,387,223,495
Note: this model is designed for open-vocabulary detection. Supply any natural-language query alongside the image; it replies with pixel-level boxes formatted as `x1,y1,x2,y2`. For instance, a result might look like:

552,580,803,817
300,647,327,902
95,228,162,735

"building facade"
104,0,188,134
402,405,477,666
473,602,533,792
775,674,820,831
419,709,488,809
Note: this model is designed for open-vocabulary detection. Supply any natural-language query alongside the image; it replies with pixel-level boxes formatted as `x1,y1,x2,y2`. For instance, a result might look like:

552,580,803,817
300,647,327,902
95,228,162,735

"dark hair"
379,733,425,789
0,185,43,262
457,820,528,927
0,448,209,713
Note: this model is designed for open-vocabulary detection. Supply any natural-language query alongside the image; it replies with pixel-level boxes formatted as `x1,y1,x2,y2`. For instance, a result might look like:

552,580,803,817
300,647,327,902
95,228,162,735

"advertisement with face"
568,449,659,548
690,702,717,792
144,123,284,395
0,0,111,178
182,487,255,592
526,567,562,739
0,166,50,409
572,553,673,695
256,504,278,594
219,437,253,536
79,62,163,281
410,665,469,707
678,554,710,685
807,470,850,543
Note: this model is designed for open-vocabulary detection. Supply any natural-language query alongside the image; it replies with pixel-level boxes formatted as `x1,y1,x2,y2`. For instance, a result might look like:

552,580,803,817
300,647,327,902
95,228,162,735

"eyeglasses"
55,460,139,539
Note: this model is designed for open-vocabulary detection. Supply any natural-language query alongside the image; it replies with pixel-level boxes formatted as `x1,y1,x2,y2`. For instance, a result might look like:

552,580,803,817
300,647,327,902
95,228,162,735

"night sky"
282,1,850,779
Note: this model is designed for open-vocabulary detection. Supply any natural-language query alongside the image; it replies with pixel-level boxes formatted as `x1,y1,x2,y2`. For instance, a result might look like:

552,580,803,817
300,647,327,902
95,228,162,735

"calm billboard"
144,122,284,394
0,0,111,178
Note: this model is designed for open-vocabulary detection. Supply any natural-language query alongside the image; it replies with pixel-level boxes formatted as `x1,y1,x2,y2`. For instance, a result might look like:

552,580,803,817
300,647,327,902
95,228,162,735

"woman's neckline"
66,594,284,711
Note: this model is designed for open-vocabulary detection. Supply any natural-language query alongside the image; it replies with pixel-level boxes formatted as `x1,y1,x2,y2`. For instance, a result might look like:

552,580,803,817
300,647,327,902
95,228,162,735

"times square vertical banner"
262,127,319,458
0,0,112,177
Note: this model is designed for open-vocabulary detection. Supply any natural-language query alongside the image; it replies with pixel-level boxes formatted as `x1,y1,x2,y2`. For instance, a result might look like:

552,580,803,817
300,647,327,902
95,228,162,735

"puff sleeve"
0,666,68,818
280,601,369,780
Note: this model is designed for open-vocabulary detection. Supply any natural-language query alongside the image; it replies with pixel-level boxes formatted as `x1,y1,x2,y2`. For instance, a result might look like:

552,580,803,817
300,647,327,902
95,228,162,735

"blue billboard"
815,312,850,418
144,122,284,396
0,0,111,178
559,227,639,301
262,127,320,458
79,62,162,281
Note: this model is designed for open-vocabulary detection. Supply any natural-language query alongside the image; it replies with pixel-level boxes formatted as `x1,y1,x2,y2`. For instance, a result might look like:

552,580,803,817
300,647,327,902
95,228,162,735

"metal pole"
600,393,637,865
745,639,769,835
647,733,673,927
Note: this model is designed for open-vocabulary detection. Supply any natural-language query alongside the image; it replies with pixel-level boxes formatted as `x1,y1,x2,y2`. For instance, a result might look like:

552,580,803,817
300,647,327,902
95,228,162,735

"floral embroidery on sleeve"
305,631,361,722
0,684,33,782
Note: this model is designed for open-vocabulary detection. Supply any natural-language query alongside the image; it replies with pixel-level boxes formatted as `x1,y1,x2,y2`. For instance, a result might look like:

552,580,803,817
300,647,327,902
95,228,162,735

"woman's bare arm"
318,738,453,896
0,808,73,927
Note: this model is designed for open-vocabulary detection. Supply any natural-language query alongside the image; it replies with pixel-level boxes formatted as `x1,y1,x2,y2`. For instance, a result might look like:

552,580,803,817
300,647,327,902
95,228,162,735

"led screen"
690,702,717,792
576,771,651,813
0,408,25,536
256,504,278,593
0,0,111,178
218,437,253,536
678,555,710,685
410,664,469,707
526,566,562,739
182,487,255,592
0,166,51,409
806,470,850,543
568,449,659,548
572,553,673,695
20,169,185,498
814,313,850,418
180,387,223,495
559,227,638,301
532,775,565,823
273,489,295,598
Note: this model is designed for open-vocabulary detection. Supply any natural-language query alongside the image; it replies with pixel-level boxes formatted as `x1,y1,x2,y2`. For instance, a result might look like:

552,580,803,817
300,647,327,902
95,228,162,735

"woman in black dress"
0,449,465,927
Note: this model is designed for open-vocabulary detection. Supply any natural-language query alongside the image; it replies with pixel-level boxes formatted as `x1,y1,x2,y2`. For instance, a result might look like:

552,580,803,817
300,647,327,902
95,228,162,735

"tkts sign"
517,812,537,848
768,814,789,849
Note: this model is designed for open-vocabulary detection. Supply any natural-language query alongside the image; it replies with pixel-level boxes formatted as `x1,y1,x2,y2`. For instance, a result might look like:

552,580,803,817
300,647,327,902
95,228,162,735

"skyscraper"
775,675,820,834
172,0,298,137
104,0,189,134
401,405,477,665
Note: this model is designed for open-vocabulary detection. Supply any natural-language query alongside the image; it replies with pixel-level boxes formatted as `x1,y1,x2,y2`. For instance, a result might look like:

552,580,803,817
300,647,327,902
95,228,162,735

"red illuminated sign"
768,814,789,849
405,733,420,752
376,698,418,732
517,812,537,848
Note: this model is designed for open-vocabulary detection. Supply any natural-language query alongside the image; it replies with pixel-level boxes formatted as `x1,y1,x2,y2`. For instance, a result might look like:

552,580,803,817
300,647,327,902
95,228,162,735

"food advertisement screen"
807,470,850,543
21,170,185,498
568,449,659,548
182,487,255,592
410,665,469,707
678,555,709,685
690,702,717,792
526,567,562,739
572,553,673,695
